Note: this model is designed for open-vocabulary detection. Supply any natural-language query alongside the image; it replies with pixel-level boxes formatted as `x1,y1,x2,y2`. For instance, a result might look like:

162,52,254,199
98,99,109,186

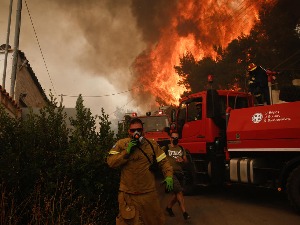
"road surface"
156,183,300,225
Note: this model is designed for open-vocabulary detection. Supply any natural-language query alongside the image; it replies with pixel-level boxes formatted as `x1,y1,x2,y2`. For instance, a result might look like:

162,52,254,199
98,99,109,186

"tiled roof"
0,85,19,108
0,84,21,118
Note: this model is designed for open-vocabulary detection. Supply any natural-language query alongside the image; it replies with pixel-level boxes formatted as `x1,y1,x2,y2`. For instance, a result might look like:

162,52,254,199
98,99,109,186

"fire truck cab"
126,107,173,147
171,87,300,212
138,112,171,147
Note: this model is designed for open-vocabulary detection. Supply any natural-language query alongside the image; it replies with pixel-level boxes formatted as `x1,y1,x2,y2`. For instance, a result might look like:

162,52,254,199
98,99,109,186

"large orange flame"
132,0,271,108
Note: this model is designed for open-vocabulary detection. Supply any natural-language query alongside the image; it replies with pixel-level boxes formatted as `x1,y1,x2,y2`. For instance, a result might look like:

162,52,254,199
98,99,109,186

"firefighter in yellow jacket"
107,118,173,225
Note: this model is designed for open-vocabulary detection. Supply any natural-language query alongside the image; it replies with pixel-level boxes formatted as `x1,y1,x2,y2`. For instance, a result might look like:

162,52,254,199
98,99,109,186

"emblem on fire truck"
252,113,263,123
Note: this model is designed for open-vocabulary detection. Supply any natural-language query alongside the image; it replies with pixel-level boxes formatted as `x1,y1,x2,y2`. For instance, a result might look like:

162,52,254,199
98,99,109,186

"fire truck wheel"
287,165,300,212
182,152,197,195
182,167,196,195
182,170,196,196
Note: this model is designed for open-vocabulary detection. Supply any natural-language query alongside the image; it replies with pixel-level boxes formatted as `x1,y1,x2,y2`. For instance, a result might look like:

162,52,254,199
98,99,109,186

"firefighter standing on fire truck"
247,63,270,105
107,118,173,225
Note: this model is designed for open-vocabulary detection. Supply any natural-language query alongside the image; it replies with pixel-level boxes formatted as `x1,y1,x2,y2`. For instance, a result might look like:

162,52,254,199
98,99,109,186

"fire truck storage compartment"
227,102,300,143
230,158,265,184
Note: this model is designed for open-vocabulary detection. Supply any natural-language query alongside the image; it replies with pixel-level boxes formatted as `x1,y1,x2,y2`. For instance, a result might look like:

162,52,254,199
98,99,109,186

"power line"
285,57,300,68
272,49,300,70
61,85,143,98
220,0,251,26
24,0,57,96
110,97,134,116
222,0,276,36
214,0,261,44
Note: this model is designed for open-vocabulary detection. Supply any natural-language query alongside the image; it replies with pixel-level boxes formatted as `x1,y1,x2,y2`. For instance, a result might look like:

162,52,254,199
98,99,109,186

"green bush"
0,95,119,224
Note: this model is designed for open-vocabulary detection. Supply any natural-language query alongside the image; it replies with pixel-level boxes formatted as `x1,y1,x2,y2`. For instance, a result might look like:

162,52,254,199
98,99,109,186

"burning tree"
130,0,268,106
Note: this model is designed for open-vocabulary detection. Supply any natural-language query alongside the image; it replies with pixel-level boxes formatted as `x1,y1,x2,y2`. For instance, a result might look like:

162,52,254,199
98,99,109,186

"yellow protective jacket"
107,137,173,194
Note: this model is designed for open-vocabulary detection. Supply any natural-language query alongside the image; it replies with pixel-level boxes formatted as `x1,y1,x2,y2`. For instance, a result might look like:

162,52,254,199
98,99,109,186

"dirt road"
157,184,300,225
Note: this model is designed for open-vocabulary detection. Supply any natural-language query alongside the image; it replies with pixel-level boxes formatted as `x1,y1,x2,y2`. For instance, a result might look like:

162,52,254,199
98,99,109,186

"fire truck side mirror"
207,89,222,118
171,109,176,122
164,127,170,134
208,74,213,83
170,123,176,132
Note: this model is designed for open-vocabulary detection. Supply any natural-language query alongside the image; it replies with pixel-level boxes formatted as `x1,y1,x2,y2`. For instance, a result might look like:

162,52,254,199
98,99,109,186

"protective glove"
126,139,138,154
164,176,173,192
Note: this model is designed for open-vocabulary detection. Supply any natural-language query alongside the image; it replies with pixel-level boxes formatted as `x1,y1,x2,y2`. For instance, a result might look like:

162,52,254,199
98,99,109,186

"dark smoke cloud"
41,0,147,92
0,0,151,116
130,0,177,43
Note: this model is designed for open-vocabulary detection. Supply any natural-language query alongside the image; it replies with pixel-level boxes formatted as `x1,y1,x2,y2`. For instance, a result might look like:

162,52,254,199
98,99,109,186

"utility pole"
10,0,22,99
2,0,14,88
60,94,64,107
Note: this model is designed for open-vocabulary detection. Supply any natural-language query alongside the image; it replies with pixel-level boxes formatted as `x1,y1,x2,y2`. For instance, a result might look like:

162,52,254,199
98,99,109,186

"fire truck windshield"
139,116,170,132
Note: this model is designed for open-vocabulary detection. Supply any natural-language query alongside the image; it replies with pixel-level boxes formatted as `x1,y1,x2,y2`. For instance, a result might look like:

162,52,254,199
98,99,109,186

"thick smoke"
49,0,180,110
130,0,178,43
48,0,145,91
0,0,147,115
0,0,266,113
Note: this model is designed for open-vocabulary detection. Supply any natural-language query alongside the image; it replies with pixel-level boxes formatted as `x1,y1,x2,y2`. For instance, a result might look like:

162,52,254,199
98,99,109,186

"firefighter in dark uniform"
247,63,270,105
107,118,173,225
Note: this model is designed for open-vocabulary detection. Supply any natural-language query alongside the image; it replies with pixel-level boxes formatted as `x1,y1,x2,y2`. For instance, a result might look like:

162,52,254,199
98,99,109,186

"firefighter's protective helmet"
247,63,257,71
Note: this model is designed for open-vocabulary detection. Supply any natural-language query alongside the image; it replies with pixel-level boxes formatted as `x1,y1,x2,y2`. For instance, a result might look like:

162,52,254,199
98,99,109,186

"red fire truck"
170,84,300,211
